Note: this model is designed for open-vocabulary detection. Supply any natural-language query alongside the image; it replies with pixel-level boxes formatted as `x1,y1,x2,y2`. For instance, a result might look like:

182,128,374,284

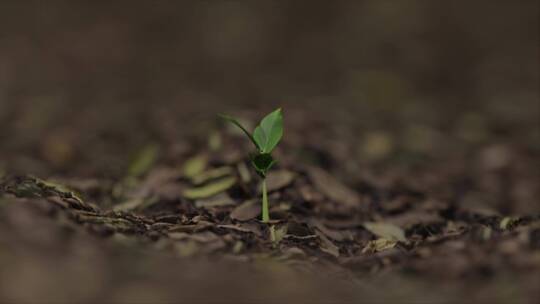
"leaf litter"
1,135,539,302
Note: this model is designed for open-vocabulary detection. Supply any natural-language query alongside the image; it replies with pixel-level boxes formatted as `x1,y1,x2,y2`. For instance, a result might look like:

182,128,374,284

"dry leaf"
307,167,361,207
362,238,397,253
195,193,236,208
363,222,407,243
183,177,236,199
262,170,296,193
192,167,234,185
230,200,261,221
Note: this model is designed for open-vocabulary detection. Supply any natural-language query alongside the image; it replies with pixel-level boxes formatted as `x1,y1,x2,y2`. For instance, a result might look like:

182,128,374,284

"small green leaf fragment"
183,176,237,199
208,131,222,151
128,144,160,178
362,238,397,253
191,166,233,185
363,222,407,243
183,155,208,178
500,217,519,230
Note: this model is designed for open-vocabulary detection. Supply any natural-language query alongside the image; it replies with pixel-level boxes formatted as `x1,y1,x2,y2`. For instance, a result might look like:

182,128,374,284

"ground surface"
0,1,539,303
1,108,539,303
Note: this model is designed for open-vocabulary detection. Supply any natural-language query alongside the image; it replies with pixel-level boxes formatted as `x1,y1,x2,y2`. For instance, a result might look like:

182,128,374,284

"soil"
1,109,539,303
0,2,539,303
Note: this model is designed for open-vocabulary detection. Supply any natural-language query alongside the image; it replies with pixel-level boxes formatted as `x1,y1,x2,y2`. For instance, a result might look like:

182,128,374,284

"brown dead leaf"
236,162,252,184
183,177,236,199
217,224,257,235
187,231,221,243
362,239,397,254
168,221,213,233
307,167,361,207
363,222,407,243
279,247,307,259
385,211,444,229
191,167,234,185
112,198,145,212
317,230,340,258
299,184,324,202
310,219,354,242
230,200,261,221
131,167,183,199
262,170,296,193
195,193,236,209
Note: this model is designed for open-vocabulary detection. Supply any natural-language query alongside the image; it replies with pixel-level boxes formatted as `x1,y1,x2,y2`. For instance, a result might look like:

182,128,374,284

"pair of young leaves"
220,108,283,177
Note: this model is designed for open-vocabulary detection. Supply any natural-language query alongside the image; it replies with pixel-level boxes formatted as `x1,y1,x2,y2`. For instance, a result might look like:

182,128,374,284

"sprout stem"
261,179,269,223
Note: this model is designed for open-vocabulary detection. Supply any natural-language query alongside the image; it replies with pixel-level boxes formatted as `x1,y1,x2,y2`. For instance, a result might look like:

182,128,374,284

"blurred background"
0,0,538,179
0,2,539,302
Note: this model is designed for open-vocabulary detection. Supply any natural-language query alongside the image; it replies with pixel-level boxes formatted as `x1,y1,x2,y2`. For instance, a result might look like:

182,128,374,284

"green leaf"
251,153,276,177
183,155,208,179
219,114,261,151
128,144,160,178
253,108,283,153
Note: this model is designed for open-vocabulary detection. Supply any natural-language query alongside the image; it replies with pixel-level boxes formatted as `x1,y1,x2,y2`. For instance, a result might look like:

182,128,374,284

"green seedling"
220,108,283,229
